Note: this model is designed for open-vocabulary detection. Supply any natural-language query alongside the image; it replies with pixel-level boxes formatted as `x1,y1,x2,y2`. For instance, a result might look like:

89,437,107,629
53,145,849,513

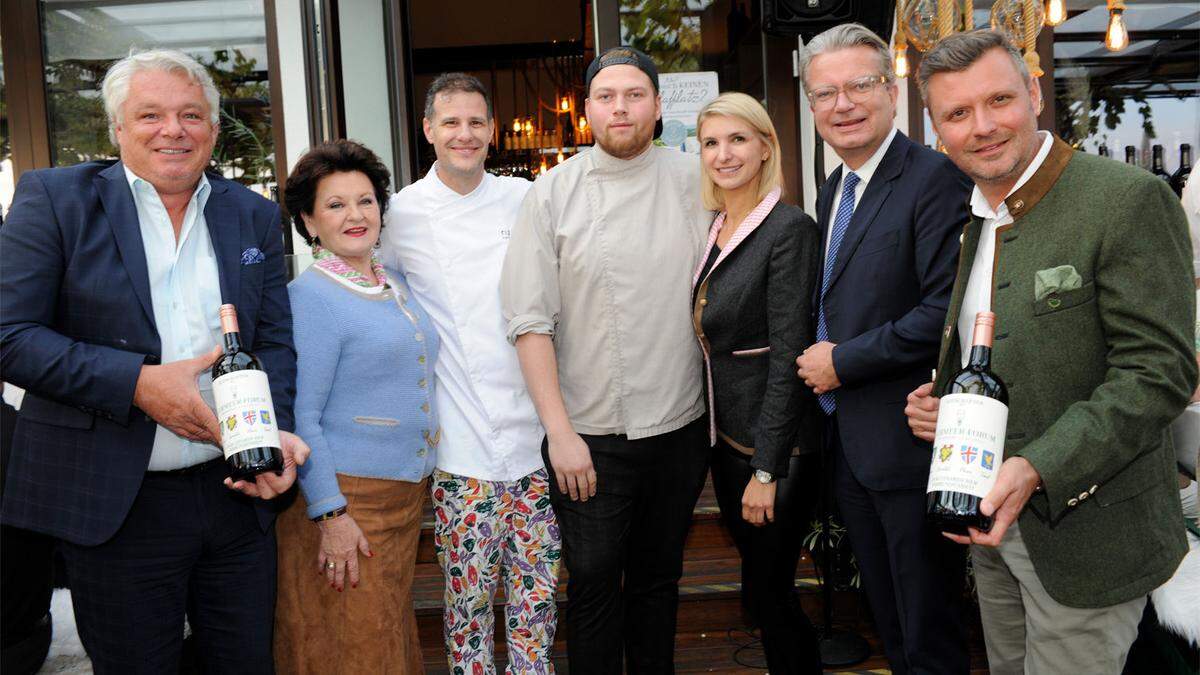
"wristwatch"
754,469,775,485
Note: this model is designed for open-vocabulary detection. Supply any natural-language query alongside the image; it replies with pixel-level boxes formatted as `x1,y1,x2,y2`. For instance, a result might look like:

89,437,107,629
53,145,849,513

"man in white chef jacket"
380,73,560,674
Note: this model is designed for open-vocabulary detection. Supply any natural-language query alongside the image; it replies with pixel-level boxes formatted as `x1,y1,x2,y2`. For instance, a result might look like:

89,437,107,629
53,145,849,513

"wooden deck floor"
415,479,991,673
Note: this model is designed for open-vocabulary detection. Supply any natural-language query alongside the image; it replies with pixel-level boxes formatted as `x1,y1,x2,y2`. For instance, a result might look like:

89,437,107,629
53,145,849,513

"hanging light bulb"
560,97,571,111
895,44,910,78
578,116,588,131
1104,0,1129,52
512,119,521,133
1044,0,1066,26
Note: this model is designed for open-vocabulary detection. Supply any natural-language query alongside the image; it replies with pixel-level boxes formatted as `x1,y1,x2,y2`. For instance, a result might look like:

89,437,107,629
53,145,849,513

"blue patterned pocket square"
240,247,265,265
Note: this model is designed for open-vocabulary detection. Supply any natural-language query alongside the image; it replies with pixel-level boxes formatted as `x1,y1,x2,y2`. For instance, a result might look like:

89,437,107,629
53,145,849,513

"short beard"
595,124,655,160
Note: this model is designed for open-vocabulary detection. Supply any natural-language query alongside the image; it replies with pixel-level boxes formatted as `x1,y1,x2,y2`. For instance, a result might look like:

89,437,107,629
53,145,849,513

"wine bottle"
1097,144,1109,158
211,304,283,480
1125,145,1138,166
1171,143,1192,197
927,311,1009,534
1151,145,1171,183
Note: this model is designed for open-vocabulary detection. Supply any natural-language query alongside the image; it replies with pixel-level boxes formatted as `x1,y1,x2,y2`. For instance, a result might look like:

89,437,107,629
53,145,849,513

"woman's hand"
742,479,776,526
317,513,372,591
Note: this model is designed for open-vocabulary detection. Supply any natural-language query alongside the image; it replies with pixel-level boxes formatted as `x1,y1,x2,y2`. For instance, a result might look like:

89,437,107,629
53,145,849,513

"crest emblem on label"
960,445,978,464
260,410,272,426
981,450,995,471
243,410,257,426
225,416,236,431
938,445,953,463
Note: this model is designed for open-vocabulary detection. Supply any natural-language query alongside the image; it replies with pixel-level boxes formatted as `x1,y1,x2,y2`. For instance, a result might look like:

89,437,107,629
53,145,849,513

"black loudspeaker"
762,0,896,42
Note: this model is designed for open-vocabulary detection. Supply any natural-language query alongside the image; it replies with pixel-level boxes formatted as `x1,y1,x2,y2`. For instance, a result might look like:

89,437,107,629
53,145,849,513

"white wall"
273,0,314,269
337,0,396,177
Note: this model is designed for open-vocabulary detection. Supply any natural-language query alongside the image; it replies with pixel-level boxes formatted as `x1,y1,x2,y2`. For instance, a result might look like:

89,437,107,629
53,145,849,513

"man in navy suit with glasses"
794,24,973,675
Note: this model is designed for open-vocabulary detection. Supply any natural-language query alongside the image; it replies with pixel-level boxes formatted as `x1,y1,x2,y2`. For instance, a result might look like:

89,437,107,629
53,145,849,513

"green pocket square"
1034,265,1083,301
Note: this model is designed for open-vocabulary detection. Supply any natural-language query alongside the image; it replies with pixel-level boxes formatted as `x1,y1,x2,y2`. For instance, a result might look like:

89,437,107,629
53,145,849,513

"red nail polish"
337,587,342,593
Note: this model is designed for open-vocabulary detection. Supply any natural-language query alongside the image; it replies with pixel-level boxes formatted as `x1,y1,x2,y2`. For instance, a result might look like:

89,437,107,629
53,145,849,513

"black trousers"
544,418,710,675
710,442,822,675
829,415,968,675
1,400,55,675
59,460,276,675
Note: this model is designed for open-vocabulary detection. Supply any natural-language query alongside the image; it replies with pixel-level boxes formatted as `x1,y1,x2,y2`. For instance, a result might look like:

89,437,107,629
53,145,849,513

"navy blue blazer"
0,160,296,546
819,131,972,491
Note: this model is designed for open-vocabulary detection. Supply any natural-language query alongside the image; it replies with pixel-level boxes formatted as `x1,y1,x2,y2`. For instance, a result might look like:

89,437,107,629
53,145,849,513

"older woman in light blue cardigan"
274,140,438,674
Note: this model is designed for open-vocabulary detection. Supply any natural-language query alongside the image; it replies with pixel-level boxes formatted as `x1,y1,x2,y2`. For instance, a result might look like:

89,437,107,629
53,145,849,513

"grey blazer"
692,201,822,476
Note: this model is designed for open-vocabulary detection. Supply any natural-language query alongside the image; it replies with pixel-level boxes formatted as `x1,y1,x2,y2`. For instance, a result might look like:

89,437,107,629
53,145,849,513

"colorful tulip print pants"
431,468,561,674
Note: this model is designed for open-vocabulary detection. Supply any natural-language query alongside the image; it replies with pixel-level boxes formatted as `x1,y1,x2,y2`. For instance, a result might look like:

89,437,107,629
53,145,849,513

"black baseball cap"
585,46,663,139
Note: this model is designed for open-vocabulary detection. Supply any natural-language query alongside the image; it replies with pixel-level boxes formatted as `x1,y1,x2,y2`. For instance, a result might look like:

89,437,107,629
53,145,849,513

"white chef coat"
381,165,544,481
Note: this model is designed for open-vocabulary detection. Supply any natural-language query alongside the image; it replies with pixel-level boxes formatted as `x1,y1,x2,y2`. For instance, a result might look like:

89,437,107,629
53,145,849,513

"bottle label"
212,370,281,460
927,393,1008,499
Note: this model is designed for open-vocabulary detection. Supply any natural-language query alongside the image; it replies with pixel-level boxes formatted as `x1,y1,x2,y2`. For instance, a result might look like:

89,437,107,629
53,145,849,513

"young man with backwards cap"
501,46,711,673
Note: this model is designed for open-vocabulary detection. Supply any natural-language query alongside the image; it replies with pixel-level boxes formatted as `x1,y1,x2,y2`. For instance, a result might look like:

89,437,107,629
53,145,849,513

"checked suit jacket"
0,160,296,546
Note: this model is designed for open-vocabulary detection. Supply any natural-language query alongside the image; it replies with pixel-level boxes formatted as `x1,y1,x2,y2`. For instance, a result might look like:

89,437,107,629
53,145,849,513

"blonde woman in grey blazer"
691,92,823,674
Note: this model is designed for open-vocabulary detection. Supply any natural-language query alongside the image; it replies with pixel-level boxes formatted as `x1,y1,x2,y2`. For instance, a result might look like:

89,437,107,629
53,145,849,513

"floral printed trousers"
431,468,561,674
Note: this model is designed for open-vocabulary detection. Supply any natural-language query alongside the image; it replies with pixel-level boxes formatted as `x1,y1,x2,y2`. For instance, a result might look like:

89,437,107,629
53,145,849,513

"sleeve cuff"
304,492,348,520
506,314,554,344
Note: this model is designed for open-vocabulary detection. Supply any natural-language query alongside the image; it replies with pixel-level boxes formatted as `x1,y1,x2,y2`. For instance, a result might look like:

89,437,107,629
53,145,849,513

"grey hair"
798,23,894,91
101,49,220,145
917,30,1030,102
423,72,493,120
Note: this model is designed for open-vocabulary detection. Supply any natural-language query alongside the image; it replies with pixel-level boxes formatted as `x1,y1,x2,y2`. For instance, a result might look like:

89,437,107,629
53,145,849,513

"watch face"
755,470,774,484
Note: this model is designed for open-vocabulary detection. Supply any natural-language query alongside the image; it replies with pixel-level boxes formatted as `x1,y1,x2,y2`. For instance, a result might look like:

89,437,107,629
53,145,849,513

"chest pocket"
858,230,899,256
1033,281,1095,317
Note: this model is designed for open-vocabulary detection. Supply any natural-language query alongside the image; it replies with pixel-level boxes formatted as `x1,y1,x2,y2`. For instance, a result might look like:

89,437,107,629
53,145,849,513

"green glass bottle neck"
967,344,992,370
223,331,243,353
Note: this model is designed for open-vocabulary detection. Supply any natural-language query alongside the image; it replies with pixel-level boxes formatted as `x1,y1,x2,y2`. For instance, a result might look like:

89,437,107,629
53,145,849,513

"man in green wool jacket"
904,30,1197,675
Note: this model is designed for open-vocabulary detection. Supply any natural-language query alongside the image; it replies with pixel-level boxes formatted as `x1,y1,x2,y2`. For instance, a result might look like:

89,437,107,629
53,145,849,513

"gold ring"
326,561,336,570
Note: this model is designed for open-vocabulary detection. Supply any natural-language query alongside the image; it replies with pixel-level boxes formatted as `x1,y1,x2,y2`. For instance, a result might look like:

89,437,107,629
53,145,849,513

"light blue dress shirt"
124,166,225,470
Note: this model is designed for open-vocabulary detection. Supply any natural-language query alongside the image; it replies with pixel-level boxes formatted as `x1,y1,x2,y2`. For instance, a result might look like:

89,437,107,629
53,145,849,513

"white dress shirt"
958,131,1054,366
382,165,544,482
825,127,898,257
125,167,224,470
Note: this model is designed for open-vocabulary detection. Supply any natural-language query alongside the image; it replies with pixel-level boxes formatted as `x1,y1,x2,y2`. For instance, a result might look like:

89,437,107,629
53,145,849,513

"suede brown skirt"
274,475,427,675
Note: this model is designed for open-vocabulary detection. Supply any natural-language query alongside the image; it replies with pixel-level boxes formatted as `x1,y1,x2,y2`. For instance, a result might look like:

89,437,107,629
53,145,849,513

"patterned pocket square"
1034,264,1082,301
241,247,265,265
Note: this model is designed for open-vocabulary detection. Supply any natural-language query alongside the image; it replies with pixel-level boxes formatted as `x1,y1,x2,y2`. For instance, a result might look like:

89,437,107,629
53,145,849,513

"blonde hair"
696,92,784,212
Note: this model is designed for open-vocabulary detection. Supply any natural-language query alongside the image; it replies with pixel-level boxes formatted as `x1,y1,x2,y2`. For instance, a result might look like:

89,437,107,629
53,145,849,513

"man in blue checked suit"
0,49,308,674
794,25,973,674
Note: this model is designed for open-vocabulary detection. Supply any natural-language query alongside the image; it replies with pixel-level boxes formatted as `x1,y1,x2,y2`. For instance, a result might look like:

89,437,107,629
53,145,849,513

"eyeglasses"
806,75,890,110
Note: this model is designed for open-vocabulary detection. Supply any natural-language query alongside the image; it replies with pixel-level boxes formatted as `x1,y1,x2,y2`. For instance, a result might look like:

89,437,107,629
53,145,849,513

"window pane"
620,0,713,74
1051,1,1199,175
40,0,277,192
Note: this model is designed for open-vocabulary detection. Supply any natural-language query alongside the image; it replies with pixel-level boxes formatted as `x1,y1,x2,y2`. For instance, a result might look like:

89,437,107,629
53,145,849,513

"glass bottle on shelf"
1151,145,1171,183
1124,145,1138,166
1171,144,1192,197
